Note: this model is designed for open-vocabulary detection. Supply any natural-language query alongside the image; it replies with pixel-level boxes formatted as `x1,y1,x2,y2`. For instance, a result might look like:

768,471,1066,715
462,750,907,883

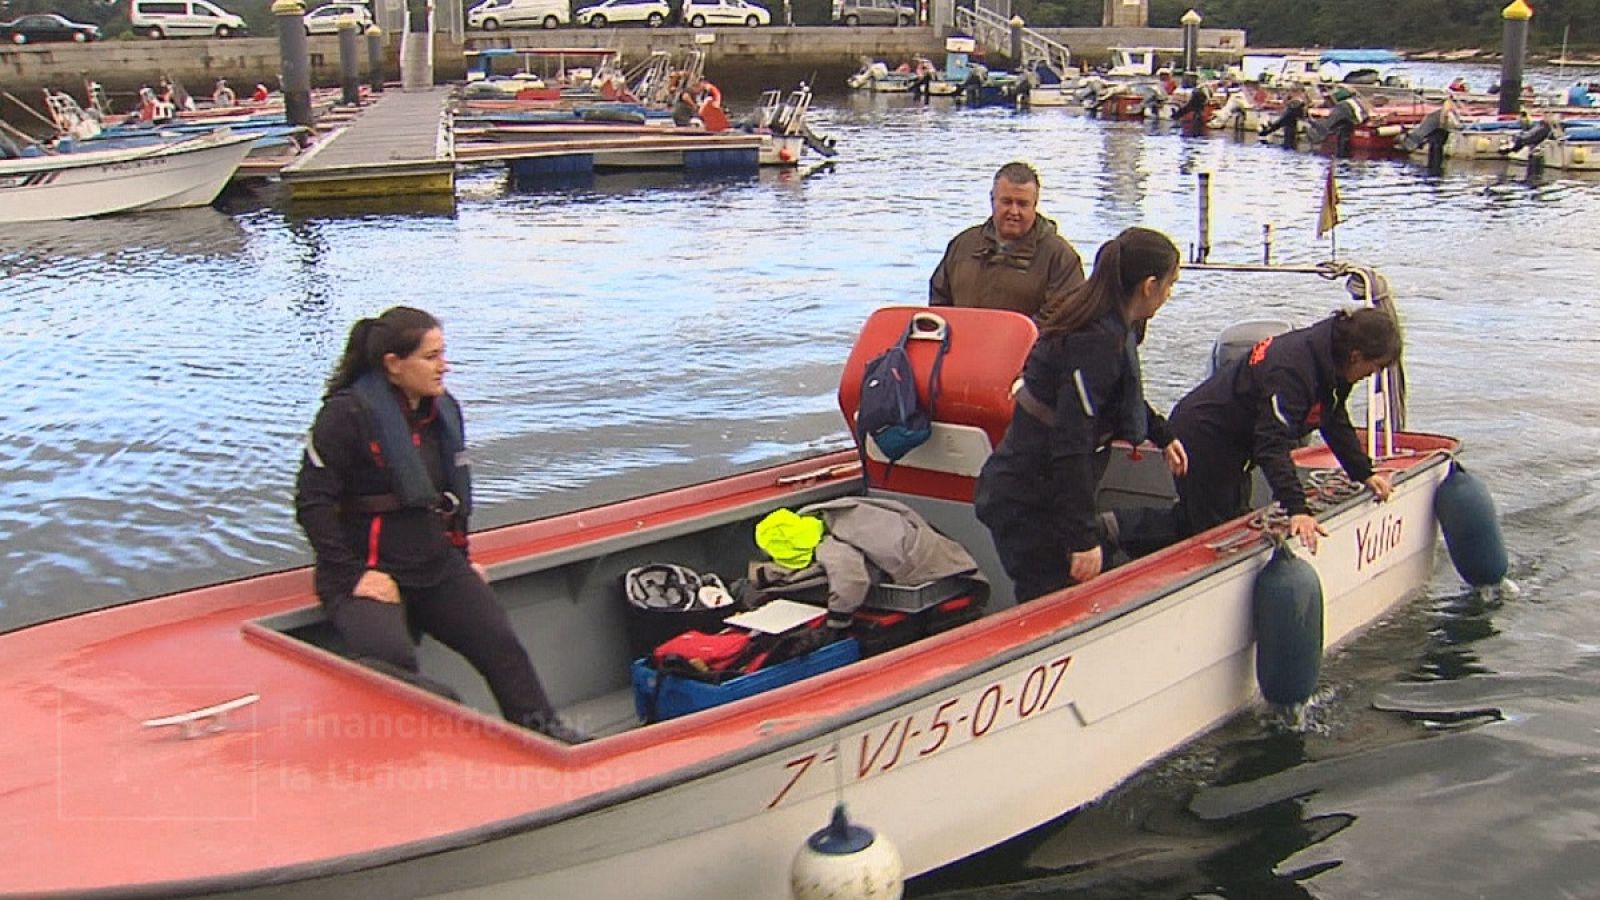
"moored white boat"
0,263,1498,897
753,83,837,166
0,128,256,223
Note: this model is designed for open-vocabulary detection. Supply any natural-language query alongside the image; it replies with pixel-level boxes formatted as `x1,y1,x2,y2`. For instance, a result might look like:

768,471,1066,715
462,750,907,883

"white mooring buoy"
790,802,904,900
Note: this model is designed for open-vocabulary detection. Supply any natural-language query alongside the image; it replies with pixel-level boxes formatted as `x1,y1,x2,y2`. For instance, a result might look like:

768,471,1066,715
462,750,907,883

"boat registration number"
767,653,1072,809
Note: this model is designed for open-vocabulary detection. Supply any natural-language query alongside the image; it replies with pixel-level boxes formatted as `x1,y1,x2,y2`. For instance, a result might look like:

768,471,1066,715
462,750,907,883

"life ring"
214,84,237,108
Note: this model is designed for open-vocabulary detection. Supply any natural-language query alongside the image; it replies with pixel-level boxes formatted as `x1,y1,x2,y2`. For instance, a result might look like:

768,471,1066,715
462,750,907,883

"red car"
2,13,101,43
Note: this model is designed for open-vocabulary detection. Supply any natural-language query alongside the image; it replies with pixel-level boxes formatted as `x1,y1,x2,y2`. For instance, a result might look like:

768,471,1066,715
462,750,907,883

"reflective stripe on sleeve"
1072,369,1095,417
1271,394,1292,428
304,433,325,468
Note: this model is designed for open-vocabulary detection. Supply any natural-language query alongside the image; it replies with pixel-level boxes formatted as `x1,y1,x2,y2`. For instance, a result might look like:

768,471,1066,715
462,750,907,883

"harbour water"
4,62,1600,895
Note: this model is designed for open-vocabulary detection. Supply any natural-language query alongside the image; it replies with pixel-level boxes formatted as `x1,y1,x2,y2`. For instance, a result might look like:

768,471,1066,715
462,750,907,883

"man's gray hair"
993,161,1041,189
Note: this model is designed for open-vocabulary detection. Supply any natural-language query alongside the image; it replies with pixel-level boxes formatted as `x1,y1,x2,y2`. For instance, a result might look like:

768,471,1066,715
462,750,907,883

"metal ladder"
953,4,1072,73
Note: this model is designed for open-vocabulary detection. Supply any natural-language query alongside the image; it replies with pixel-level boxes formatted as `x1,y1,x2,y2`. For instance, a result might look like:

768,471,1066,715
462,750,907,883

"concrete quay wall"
0,24,1245,114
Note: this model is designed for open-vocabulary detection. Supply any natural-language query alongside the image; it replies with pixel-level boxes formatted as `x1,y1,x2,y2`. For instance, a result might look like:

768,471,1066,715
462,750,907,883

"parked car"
304,2,373,34
679,0,768,26
574,0,670,28
832,0,914,25
2,13,100,43
129,0,248,38
465,0,569,30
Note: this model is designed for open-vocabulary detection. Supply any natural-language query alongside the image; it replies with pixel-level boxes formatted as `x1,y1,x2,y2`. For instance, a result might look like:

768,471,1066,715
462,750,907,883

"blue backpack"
856,317,951,484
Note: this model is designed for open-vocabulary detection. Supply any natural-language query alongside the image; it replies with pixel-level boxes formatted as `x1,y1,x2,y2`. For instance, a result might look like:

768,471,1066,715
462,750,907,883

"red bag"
651,629,759,681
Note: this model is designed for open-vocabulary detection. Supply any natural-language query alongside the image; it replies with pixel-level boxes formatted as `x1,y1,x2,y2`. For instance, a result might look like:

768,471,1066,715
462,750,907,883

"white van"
130,0,249,38
466,0,570,30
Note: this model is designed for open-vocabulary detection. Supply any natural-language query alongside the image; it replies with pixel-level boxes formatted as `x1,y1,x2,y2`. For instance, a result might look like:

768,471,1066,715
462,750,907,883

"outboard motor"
1401,106,1452,153
1211,319,1292,375
1402,104,1460,172
801,122,839,158
1175,84,1211,131
1500,118,1554,155
1259,97,1308,147
1308,92,1370,155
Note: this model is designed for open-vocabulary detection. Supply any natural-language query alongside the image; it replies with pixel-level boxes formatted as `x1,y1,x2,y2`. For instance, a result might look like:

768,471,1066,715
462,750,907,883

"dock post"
1497,0,1532,116
272,0,313,128
1194,171,1211,263
366,25,385,94
1009,16,1023,68
338,17,362,106
1180,9,1201,88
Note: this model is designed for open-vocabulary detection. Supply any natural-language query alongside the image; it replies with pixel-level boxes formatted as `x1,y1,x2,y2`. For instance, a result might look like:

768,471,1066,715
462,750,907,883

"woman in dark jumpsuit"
1168,307,1401,551
975,228,1190,603
295,306,585,742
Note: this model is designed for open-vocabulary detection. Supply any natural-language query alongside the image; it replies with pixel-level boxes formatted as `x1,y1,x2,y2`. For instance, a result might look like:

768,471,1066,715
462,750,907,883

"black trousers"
978,449,1113,604
1171,437,1253,538
325,560,557,729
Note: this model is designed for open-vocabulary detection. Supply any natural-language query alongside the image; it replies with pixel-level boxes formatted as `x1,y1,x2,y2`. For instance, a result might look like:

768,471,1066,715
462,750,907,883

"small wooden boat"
0,128,257,223
0,263,1495,897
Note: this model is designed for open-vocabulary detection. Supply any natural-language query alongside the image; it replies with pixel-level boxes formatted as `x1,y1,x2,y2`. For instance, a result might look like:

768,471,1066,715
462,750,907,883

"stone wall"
1,24,1246,118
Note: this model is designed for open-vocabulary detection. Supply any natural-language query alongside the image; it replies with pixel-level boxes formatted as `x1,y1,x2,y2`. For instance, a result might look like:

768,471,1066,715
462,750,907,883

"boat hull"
122,445,1450,900
0,131,255,223
0,287,1457,899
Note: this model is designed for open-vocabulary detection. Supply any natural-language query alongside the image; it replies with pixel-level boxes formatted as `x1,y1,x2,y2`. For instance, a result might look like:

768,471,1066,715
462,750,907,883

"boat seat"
838,306,1037,503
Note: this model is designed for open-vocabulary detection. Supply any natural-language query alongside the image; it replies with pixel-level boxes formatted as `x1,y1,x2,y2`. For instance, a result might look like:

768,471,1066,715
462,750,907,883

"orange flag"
1317,162,1341,238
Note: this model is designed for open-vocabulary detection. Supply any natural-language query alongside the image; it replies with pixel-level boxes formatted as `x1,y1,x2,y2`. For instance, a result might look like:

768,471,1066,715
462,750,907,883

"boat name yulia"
1355,512,1404,571
767,654,1073,809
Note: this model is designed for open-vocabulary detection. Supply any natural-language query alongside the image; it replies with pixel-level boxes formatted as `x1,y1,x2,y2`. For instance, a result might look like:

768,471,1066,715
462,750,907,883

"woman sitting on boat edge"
974,227,1189,602
294,306,586,744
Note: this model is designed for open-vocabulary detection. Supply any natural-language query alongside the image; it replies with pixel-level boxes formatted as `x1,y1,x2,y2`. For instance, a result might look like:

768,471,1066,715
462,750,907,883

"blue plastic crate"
633,638,861,722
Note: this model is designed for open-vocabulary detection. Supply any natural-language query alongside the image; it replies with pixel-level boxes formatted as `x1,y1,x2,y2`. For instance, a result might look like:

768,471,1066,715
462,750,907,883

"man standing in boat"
929,161,1085,317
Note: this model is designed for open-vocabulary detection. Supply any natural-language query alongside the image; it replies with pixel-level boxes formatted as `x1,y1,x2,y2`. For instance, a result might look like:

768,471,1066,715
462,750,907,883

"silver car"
833,0,914,25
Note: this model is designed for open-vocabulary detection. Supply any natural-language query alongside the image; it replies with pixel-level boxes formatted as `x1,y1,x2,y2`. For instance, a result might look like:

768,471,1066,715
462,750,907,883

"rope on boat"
1206,465,1373,555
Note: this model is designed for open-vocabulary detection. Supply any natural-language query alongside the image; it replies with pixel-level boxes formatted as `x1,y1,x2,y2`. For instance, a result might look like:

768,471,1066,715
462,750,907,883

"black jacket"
295,389,470,599
1169,315,1373,517
977,313,1172,553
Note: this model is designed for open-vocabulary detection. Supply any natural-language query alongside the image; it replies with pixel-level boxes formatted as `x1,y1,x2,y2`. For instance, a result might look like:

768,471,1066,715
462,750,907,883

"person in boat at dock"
672,79,701,127
974,227,1189,602
295,306,586,744
1566,82,1597,108
929,161,1086,316
1165,307,1401,552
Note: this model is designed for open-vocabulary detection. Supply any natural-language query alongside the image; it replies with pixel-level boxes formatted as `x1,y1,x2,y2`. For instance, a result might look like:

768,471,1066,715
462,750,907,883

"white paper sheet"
724,598,825,635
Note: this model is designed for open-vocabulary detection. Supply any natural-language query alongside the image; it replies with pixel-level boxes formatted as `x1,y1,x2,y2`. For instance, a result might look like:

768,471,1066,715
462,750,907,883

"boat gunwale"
37,434,1460,899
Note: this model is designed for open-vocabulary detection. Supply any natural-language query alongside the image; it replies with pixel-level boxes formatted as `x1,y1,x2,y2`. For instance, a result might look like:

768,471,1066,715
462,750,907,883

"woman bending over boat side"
975,227,1189,602
1168,306,1401,551
294,306,586,743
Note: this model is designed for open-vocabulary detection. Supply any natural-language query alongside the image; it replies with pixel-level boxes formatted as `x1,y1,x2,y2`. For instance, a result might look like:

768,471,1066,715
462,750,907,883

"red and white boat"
0,264,1488,898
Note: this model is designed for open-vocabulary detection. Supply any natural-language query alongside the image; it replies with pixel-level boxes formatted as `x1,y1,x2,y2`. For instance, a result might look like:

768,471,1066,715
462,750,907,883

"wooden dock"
455,130,763,176
279,88,455,201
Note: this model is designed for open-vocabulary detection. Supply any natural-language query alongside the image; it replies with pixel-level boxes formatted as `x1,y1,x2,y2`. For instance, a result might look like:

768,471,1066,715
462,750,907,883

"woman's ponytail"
323,307,441,397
